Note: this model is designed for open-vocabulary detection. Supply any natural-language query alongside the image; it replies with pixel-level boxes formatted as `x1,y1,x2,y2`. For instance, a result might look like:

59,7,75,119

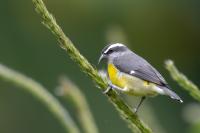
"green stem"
165,60,200,102
0,64,80,133
58,77,99,133
32,0,152,132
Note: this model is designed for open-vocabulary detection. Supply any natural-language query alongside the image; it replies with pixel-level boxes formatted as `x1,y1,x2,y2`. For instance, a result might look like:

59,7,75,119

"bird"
98,43,183,113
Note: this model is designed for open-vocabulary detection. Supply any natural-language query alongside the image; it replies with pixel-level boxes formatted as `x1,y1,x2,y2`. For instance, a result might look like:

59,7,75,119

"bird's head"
98,43,128,64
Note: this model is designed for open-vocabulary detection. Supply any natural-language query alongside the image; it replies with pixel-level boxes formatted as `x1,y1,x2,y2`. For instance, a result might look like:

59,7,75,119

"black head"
98,43,127,64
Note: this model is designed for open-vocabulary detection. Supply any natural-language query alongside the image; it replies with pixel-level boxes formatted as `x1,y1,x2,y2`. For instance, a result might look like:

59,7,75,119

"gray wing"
113,52,167,86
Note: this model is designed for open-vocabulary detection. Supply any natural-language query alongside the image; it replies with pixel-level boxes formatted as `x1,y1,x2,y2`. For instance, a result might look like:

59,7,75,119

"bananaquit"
98,43,183,113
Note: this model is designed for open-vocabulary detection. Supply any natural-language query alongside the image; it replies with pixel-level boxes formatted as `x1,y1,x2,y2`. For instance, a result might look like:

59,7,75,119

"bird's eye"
106,49,114,54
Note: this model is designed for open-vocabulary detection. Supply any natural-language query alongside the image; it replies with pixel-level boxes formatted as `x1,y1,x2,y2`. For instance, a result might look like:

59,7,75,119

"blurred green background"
0,0,199,133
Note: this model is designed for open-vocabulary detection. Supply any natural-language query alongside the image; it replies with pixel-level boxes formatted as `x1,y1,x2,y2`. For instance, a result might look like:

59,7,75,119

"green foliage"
57,77,99,133
165,60,200,102
0,64,80,133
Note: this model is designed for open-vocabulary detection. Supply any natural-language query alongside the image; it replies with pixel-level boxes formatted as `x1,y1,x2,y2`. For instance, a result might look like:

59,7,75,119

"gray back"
113,50,167,86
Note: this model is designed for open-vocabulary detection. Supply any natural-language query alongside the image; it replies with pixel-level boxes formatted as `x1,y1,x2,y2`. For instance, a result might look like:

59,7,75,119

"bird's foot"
133,96,146,114
133,108,139,114
103,82,113,94
103,87,111,94
103,82,121,94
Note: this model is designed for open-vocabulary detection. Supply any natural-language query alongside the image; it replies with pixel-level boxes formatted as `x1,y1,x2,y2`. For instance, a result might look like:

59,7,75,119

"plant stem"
0,64,80,133
165,60,200,102
57,77,99,133
32,0,152,132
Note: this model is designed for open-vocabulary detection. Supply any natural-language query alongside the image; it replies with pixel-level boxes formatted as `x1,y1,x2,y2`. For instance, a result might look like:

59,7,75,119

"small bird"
98,43,183,113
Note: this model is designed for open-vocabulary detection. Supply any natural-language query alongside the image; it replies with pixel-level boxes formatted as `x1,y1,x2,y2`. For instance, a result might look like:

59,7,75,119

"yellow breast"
107,63,159,96
107,63,126,89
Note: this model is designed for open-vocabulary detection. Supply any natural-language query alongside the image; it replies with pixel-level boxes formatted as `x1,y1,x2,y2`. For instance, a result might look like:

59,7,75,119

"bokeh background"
0,0,200,133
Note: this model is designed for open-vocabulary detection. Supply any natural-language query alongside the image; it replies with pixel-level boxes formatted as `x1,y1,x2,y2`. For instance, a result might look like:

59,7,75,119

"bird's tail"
162,87,183,103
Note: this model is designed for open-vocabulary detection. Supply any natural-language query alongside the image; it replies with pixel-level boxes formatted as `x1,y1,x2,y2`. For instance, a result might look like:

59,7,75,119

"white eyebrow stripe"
104,43,124,53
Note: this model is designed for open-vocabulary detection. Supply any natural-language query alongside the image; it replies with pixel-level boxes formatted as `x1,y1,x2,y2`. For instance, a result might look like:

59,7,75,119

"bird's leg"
103,82,122,94
103,85,112,94
134,96,146,113
103,81,113,94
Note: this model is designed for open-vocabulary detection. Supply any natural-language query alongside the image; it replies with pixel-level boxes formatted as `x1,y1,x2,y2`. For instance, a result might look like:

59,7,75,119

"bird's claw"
103,82,114,94
133,108,138,114
103,86,111,94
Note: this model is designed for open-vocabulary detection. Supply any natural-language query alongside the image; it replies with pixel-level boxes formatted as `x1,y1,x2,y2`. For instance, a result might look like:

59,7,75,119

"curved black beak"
98,54,105,64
